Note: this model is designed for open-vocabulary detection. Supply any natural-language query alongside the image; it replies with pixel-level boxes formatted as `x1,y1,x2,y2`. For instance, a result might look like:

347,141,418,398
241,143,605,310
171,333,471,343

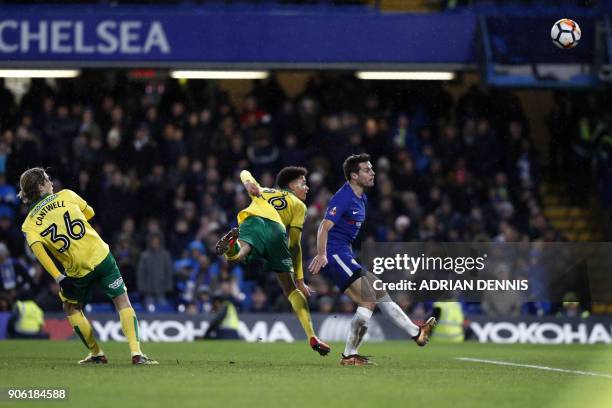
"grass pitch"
1,340,611,408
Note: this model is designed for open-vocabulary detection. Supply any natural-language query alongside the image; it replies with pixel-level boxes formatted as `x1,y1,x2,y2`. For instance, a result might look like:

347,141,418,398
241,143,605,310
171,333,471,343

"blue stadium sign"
0,6,477,68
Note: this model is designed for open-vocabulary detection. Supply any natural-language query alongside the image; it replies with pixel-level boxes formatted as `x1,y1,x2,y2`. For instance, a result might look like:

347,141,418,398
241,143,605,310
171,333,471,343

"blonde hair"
17,167,48,204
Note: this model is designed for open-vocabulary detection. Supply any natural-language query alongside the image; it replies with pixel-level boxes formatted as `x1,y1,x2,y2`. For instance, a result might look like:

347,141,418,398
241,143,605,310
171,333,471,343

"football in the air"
551,18,581,49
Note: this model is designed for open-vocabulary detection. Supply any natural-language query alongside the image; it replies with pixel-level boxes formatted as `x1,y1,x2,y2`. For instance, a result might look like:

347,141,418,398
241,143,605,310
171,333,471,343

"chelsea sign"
0,19,170,56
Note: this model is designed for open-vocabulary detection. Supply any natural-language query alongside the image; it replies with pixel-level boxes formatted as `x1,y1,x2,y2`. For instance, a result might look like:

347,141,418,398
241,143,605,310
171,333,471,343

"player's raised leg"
215,227,243,260
356,273,436,346
216,228,256,267
378,293,436,347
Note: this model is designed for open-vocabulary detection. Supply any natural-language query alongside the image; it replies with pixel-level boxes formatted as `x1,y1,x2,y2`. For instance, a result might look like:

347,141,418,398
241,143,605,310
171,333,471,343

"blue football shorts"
321,248,364,292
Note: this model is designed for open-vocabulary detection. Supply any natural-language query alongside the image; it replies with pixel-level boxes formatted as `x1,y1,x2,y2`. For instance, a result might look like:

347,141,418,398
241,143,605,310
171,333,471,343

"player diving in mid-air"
215,166,331,356
19,167,157,365
308,153,437,366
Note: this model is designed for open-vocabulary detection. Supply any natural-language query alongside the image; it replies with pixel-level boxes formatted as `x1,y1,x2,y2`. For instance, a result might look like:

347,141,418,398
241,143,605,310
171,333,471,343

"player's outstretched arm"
289,227,312,297
308,219,334,275
239,170,262,197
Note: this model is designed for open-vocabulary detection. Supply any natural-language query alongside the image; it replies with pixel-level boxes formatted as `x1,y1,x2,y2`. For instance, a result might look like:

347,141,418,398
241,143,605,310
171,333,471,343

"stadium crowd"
0,72,571,316
548,91,612,210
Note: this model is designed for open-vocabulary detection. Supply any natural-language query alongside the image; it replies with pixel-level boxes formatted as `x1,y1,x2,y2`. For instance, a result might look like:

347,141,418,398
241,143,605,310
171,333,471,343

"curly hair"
276,166,308,189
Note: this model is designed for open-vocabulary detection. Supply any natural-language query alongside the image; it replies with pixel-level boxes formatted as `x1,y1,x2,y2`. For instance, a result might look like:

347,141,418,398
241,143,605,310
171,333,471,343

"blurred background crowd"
0,70,609,317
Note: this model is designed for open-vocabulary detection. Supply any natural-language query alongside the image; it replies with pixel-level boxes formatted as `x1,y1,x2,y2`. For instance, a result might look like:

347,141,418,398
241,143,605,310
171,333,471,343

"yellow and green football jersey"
237,170,306,230
21,189,109,278
258,187,306,231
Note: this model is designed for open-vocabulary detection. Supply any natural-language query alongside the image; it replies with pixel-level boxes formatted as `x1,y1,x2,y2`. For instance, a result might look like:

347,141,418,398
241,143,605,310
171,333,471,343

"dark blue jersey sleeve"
324,192,348,225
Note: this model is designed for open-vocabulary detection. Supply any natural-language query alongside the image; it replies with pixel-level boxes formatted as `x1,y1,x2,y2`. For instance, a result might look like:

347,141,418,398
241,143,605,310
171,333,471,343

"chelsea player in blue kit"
309,154,436,366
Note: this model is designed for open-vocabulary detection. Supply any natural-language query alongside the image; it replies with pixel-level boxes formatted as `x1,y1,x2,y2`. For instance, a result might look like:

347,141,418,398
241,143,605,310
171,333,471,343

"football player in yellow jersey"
18,168,158,365
215,166,330,356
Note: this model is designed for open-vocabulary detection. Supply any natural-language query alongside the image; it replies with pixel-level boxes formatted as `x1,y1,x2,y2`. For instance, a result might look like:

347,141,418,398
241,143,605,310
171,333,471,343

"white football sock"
378,296,420,338
344,306,373,356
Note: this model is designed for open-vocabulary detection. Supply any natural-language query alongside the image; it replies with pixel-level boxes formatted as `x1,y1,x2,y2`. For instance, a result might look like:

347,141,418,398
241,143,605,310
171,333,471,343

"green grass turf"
0,340,611,408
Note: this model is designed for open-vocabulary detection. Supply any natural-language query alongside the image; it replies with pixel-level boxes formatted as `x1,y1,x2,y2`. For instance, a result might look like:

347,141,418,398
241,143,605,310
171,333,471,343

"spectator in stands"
249,286,272,313
137,233,174,310
0,173,17,220
7,298,49,339
337,295,355,314
33,286,62,316
247,128,279,175
0,78,15,129
482,263,522,316
201,293,240,340
1,243,35,298
112,235,140,295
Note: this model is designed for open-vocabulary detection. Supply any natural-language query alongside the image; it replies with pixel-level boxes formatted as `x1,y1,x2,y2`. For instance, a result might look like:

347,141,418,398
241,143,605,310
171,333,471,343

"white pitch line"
457,357,612,379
